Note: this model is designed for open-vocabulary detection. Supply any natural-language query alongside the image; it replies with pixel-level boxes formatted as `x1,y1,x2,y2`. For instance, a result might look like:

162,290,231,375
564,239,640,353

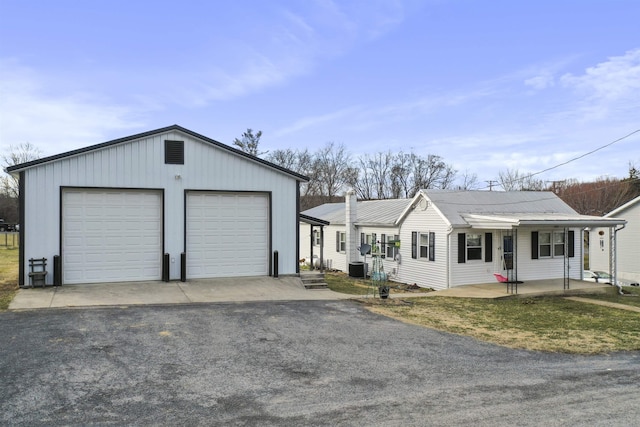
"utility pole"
485,180,497,191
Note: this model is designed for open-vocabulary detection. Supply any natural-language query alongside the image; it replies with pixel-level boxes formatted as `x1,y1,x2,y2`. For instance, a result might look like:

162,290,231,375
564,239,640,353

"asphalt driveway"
2,300,640,426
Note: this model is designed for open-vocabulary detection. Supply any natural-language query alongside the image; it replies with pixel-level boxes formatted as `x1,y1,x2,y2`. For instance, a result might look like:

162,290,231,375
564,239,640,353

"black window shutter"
429,231,435,261
568,230,575,258
411,232,417,259
485,232,493,262
360,233,364,244
336,231,340,252
458,233,466,264
531,231,539,259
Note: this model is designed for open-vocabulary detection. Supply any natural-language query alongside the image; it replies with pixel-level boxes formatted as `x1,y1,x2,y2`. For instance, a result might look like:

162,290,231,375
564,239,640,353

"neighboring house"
588,195,640,284
301,190,625,290
7,125,308,287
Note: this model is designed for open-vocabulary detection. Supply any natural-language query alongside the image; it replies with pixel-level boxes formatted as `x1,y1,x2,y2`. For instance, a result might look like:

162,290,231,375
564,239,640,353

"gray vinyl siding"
21,130,300,284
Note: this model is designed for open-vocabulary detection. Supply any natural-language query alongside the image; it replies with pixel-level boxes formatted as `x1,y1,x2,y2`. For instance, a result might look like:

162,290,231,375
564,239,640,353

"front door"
502,234,514,272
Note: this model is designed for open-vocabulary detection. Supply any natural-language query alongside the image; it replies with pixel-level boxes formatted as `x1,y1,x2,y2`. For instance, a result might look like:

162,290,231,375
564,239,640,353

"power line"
480,128,640,191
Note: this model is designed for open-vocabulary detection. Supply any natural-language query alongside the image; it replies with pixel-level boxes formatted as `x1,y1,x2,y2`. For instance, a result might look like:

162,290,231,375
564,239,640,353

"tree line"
0,131,637,221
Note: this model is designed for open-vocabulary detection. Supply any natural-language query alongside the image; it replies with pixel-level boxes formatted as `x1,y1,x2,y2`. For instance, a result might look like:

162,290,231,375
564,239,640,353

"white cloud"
559,49,640,120
176,1,408,107
524,72,555,90
0,61,144,155
273,106,363,137
561,49,640,100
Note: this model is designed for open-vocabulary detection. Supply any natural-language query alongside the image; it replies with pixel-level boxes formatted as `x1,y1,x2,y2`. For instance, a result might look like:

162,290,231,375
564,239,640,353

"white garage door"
186,192,269,278
62,189,163,284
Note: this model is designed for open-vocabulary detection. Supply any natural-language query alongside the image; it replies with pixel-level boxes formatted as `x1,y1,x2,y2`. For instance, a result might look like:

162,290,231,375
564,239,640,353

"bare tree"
266,148,315,197
557,176,640,215
389,152,412,198
1,143,42,198
456,170,480,190
313,142,357,202
497,168,545,191
1,143,42,223
351,152,395,200
233,129,266,157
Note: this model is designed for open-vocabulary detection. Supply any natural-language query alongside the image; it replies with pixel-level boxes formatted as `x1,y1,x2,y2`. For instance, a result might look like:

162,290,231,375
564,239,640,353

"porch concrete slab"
428,279,612,299
8,276,350,310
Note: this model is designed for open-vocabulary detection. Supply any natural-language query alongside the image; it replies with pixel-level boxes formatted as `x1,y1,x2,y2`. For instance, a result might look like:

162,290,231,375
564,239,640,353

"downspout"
612,224,626,295
345,190,358,266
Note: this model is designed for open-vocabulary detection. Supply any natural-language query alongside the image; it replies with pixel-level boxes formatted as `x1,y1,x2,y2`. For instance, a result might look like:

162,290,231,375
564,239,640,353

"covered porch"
299,213,330,272
461,213,627,294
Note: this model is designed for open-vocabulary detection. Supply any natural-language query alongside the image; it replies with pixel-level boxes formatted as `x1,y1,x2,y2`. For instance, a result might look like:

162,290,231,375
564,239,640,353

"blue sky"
1,0,639,188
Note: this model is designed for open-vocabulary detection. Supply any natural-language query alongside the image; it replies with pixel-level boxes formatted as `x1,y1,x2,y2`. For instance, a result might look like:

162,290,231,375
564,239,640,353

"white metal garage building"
8,125,308,287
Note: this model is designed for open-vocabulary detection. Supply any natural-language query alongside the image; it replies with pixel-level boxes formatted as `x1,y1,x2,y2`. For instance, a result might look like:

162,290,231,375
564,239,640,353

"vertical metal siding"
22,131,300,284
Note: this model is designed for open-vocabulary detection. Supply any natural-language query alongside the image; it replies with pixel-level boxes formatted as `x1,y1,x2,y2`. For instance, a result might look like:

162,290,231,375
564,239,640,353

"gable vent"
165,140,184,165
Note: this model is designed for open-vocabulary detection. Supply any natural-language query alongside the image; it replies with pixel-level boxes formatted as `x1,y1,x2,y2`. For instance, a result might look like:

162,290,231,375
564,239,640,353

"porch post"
309,224,314,270
563,227,570,290
320,226,325,273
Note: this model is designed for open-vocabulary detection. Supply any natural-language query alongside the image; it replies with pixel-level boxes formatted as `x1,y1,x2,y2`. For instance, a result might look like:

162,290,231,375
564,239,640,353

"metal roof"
302,198,409,226
5,125,310,182
395,190,627,228
304,190,627,229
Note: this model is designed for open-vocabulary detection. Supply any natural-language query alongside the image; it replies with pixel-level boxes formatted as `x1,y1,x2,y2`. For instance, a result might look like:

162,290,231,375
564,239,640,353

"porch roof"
461,213,627,229
299,213,330,226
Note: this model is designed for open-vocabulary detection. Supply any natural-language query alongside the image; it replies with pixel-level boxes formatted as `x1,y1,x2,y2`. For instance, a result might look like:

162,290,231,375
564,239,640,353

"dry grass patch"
325,271,433,296
365,296,640,354
0,247,19,310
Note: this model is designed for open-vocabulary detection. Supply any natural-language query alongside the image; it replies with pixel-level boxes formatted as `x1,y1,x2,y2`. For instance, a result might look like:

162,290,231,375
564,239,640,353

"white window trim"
539,230,565,258
419,232,429,259
466,233,483,261
386,234,399,259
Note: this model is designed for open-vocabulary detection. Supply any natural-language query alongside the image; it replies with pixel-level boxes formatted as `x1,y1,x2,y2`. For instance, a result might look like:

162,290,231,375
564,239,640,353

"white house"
8,125,308,287
301,190,626,290
588,195,640,284
300,192,408,276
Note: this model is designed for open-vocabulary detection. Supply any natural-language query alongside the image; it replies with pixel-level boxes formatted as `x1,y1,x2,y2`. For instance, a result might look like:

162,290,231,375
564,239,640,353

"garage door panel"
63,189,162,284
187,192,268,279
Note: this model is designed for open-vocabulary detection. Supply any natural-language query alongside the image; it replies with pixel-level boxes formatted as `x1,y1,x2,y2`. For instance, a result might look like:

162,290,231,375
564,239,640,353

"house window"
360,233,375,254
313,230,321,246
539,232,551,257
554,232,565,256
412,231,435,261
539,231,565,257
467,233,482,260
419,233,429,258
384,234,399,259
336,231,346,252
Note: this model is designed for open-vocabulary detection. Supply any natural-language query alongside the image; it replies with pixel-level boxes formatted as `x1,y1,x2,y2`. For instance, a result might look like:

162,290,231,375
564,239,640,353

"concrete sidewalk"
8,276,617,310
9,276,352,310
